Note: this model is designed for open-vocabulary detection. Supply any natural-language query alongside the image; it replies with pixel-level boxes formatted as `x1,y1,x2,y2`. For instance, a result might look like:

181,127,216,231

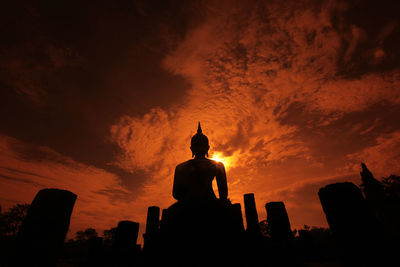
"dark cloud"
279,100,400,162
0,0,196,192
93,187,134,204
0,174,45,187
0,166,54,180
333,0,400,77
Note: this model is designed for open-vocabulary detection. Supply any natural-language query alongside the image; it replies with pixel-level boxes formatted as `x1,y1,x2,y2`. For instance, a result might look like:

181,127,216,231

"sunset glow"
211,153,230,169
1,0,400,245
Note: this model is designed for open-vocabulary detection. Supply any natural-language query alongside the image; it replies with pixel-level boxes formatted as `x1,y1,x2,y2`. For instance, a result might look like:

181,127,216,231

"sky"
1,0,400,243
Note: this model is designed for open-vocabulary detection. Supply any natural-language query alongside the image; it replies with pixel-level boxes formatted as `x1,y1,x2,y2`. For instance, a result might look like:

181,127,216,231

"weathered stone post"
318,182,380,265
244,193,260,234
143,206,161,265
159,208,168,231
319,183,371,241
114,220,140,266
231,203,245,233
17,188,77,266
145,206,160,237
265,201,293,242
265,201,297,266
116,220,139,250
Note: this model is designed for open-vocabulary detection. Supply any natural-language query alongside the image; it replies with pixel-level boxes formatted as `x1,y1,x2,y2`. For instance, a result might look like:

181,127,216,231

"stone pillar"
143,206,161,266
160,208,168,230
145,206,160,235
231,203,245,233
319,182,371,240
17,188,77,265
116,220,139,249
143,206,160,250
318,182,380,265
244,193,260,234
114,220,140,266
265,201,293,242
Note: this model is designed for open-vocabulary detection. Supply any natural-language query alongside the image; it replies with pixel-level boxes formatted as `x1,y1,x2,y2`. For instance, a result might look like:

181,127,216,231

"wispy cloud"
1,0,399,240
109,0,400,231
344,131,400,177
0,134,144,238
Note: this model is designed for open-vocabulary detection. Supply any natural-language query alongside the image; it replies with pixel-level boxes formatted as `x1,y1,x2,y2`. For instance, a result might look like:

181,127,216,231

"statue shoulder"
209,159,224,167
175,159,195,170
208,159,225,171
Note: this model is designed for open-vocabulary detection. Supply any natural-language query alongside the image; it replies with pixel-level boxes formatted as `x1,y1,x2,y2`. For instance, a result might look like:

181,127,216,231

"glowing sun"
210,152,232,169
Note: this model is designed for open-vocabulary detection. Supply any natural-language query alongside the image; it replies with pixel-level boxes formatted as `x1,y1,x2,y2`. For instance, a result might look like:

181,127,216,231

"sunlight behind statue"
161,123,241,267
172,122,228,204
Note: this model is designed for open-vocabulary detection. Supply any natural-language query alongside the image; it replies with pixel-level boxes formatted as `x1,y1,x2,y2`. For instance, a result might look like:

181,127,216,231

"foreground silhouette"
172,123,228,203
159,123,243,267
15,189,76,266
2,125,400,266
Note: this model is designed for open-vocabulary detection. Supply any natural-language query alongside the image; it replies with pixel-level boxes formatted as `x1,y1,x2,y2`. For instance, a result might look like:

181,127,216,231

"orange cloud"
344,131,400,178
0,135,149,240
109,0,400,234
2,0,400,243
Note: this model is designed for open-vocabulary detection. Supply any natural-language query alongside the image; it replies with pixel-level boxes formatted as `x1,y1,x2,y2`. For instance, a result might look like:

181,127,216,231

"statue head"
190,122,209,157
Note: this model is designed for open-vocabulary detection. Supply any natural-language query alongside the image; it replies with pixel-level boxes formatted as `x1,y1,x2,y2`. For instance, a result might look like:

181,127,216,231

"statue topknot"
190,122,209,157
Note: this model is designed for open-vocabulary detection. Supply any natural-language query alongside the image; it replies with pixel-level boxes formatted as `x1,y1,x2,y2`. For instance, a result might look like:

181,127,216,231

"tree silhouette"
259,220,271,238
103,227,117,246
381,174,400,201
75,228,98,242
0,203,30,236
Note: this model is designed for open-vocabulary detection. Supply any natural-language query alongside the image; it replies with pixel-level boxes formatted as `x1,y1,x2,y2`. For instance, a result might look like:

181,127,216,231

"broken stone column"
114,220,140,266
116,220,139,249
318,182,380,265
244,193,260,235
17,188,77,265
143,206,160,250
143,206,161,265
265,201,293,242
145,206,160,235
265,201,297,266
160,208,168,230
319,182,372,240
231,203,245,233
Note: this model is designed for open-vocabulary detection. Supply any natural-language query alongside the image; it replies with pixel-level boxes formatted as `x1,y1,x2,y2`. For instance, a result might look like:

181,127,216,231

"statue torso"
173,158,220,203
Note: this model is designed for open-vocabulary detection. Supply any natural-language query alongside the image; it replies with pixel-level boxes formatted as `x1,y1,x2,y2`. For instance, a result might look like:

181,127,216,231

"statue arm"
216,162,228,200
172,166,182,201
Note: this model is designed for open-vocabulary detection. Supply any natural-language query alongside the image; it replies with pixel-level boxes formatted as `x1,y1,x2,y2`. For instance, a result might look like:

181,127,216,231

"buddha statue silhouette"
160,123,242,267
172,122,228,204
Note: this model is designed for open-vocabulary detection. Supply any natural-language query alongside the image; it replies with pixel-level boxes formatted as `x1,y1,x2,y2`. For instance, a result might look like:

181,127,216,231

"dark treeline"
1,164,400,266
